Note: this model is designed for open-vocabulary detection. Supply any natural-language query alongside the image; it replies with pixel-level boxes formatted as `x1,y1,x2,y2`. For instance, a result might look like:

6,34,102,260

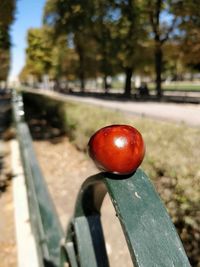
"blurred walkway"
27,89,200,127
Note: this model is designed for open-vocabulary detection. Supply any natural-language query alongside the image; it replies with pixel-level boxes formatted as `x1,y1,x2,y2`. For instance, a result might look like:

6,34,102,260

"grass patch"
62,101,200,184
111,81,200,91
23,91,200,266
148,82,200,91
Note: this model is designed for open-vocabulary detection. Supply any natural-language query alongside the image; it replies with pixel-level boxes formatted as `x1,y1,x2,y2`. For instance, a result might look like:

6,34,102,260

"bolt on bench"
12,91,191,267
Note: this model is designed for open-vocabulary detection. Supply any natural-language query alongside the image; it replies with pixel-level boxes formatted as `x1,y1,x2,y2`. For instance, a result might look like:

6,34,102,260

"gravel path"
30,89,200,127
33,137,133,267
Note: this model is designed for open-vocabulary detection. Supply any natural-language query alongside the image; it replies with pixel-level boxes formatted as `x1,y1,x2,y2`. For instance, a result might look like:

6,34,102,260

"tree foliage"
21,0,200,94
145,0,179,96
113,0,147,95
43,0,95,90
174,1,200,70
0,0,16,81
20,27,53,80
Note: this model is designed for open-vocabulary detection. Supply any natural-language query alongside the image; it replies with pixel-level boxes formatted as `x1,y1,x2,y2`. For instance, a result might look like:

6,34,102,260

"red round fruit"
88,124,145,175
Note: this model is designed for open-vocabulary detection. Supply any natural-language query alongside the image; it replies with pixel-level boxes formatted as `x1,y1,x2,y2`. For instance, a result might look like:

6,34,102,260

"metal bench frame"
12,91,191,267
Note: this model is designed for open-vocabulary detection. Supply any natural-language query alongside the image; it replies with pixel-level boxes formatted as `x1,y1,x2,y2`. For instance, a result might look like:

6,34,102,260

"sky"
9,0,46,81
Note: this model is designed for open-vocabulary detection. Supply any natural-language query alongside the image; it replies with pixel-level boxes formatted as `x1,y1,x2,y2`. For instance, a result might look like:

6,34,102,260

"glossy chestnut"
88,124,145,175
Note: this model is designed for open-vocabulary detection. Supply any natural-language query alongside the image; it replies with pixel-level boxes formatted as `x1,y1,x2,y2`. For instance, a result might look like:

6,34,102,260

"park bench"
12,91,191,267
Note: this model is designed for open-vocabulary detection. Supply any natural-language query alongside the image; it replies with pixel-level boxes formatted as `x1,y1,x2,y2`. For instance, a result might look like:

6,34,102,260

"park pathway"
29,89,200,127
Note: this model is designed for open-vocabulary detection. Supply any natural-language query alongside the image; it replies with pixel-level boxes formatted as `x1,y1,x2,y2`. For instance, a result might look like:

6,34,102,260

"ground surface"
0,95,17,267
28,89,200,127
2,90,199,266
0,141,17,267
33,137,133,267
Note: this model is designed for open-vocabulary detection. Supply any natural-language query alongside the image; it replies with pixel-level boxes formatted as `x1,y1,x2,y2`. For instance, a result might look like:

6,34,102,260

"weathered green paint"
105,170,191,267
70,172,191,267
19,123,64,266
13,93,64,267
63,242,78,267
74,216,109,267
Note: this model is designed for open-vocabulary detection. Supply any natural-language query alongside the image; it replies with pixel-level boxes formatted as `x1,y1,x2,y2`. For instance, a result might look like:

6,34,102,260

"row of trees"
20,0,200,97
0,0,16,82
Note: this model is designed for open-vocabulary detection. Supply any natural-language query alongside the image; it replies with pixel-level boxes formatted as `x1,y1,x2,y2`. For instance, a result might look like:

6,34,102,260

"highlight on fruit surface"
88,124,145,175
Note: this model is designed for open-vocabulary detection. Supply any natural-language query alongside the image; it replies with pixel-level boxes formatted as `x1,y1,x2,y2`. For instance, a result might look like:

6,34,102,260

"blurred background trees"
20,27,53,81
145,0,179,97
19,0,200,96
174,1,200,75
0,0,16,84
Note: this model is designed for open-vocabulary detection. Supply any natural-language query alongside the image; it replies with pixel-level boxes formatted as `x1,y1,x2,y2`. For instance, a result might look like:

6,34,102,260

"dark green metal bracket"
64,172,191,267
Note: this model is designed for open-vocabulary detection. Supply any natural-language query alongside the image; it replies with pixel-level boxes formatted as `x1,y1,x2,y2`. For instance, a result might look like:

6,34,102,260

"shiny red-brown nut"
88,125,145,175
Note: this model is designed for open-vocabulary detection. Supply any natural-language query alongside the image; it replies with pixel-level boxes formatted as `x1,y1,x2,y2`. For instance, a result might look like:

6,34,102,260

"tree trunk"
104,75,109,94
155,44,163,98
79,71,85,92
124,67,133,97
75,39,85,93
54,79,60,92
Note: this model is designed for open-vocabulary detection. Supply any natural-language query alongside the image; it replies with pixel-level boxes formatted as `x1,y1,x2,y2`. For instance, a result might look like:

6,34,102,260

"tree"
44,0,96,92
145,0,178,97
111,0,146,96
51,32,98,89
174,1,200,71
0,0,16,26
20,27,54,82
44,0,150,96
89,1,119,92
85,0,147,96
0,49,10,81
20,26,96,87
0,0,16,82
95,0,147,96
